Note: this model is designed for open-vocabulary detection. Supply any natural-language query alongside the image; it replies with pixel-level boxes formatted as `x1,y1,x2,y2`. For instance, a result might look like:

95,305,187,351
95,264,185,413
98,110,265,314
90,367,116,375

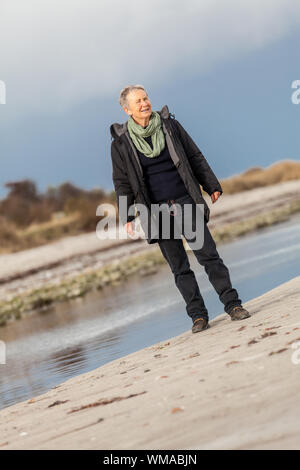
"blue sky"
0,0,299,198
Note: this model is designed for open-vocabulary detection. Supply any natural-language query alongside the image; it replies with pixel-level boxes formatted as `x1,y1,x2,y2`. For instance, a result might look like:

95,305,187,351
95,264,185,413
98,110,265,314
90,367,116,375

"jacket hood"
110,104,171,140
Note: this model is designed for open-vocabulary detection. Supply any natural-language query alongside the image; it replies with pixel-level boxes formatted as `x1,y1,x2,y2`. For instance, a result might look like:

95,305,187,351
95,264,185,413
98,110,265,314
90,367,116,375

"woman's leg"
158,237,209,321
182,202,242,314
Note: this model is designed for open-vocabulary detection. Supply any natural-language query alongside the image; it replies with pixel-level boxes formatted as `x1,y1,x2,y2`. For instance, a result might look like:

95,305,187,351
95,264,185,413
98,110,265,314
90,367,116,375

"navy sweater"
135,135,188,203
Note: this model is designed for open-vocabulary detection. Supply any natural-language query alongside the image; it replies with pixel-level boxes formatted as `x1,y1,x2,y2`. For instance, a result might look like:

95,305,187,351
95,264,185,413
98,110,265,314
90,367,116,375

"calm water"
0,213,300,410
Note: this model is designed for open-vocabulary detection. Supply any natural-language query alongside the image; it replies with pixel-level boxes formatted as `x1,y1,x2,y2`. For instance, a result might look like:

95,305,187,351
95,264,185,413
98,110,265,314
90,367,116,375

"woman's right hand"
125,221,135,236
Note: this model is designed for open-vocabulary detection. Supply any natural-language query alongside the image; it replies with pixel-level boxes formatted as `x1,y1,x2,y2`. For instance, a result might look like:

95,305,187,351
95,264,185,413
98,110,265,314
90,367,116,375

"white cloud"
0,0,300,117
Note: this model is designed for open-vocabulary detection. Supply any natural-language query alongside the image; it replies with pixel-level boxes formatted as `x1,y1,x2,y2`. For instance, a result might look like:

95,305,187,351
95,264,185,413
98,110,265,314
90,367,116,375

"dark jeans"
156,193,242,322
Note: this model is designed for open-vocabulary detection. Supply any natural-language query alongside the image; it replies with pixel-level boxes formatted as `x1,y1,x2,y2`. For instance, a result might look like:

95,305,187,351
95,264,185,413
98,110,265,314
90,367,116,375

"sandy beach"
0,275,299,450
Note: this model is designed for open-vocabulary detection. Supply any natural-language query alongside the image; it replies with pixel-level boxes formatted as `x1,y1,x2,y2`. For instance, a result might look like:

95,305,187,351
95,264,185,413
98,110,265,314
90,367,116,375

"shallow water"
0,213,299,410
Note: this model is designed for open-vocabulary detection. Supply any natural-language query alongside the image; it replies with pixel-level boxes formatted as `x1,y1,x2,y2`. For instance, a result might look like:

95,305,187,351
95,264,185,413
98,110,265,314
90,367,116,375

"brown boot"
192,317,210,333
229,305,251,321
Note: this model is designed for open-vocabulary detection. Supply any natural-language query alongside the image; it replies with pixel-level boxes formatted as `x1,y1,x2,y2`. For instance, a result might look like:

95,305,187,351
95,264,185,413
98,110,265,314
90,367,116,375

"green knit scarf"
127,111,165,158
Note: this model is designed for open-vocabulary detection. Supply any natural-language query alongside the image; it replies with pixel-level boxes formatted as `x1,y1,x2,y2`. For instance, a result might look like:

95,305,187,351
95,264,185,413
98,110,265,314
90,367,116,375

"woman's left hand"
211,191,221,204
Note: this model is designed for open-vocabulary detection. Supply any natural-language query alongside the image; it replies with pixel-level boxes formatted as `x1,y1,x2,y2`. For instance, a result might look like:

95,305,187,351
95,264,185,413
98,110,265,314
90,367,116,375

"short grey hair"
118,84,147,108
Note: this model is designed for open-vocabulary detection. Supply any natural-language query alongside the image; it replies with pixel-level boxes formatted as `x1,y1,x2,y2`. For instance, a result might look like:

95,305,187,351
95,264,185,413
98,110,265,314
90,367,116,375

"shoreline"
0,275,299,449
0,194,300,326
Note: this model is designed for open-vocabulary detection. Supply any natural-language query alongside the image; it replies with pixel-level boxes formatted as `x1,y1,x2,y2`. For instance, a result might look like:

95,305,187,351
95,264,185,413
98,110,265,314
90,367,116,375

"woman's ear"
123,106,131,116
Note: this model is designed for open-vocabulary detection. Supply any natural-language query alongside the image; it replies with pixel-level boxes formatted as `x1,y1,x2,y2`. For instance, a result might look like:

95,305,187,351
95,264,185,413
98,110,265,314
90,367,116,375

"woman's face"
124,89,152,123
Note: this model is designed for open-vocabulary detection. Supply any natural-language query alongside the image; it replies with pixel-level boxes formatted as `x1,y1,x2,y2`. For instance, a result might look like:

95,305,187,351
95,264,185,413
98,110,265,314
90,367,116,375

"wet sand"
0,275,299,450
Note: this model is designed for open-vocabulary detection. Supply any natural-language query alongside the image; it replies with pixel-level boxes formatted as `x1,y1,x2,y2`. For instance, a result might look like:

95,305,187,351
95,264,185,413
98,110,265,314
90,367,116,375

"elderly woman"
110,85,250,333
